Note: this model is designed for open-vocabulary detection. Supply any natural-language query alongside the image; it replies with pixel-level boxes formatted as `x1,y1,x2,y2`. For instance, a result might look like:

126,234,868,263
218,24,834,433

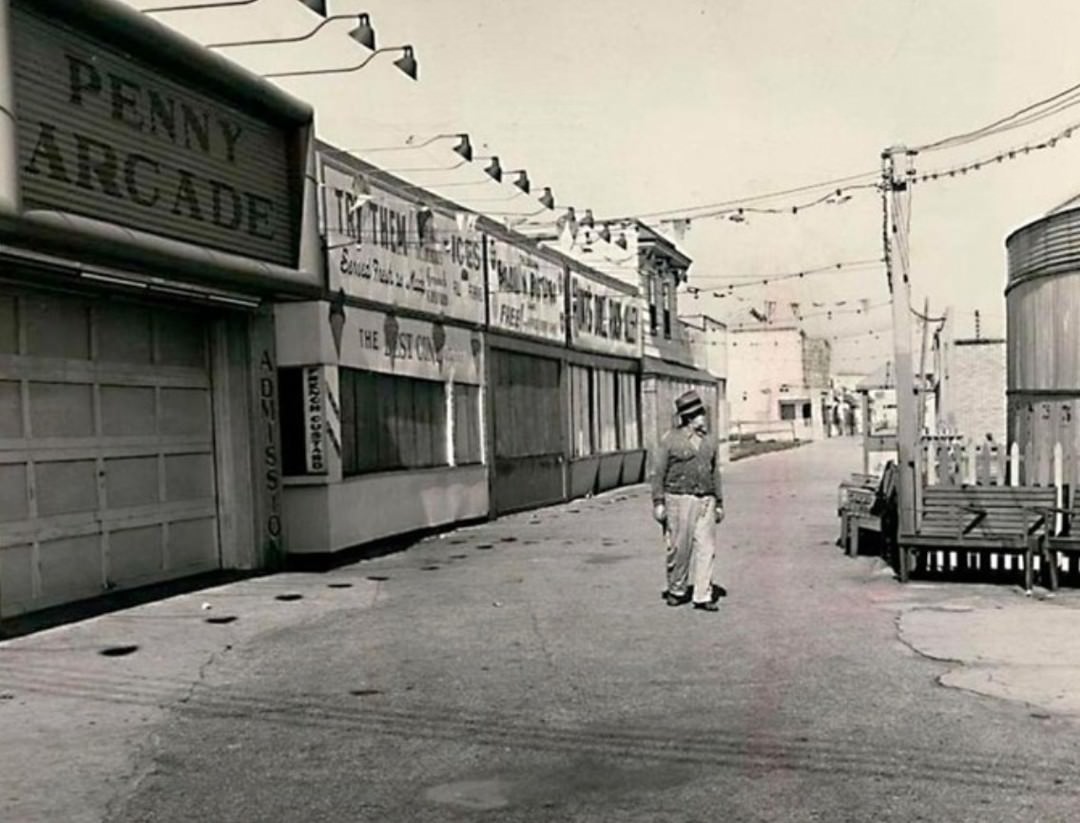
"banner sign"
339,306,484,385
321,155,485,324
302,365,328,474
13,5,296,267
486,237,566,343
569,270,641,358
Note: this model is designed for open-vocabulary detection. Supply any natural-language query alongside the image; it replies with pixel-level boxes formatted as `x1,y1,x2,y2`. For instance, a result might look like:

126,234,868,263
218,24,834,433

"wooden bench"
898,486,1056,590
1036,505,1080,592
838,466,897,557
837,472,880,553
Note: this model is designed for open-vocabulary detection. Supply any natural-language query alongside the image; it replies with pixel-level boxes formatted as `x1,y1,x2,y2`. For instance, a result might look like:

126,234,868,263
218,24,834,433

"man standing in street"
650,389,725,612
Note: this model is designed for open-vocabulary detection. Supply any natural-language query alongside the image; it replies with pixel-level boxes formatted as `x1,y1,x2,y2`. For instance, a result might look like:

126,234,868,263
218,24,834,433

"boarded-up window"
593,368,618,453
492,350,562,459
617,372,640,449
333,369,448,476
453,384,482,465
569,364,593,457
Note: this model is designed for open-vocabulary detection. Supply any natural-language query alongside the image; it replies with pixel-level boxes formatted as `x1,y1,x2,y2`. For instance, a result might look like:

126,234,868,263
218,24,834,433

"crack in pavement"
893,602,1080,720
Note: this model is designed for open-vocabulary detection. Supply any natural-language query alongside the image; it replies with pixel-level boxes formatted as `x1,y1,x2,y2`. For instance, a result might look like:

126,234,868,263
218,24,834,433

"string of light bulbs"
909,116,1080,184
681,257,885,297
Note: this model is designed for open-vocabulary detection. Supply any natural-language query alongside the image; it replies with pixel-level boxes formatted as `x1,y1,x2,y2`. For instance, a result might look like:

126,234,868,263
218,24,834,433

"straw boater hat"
674,390,705,422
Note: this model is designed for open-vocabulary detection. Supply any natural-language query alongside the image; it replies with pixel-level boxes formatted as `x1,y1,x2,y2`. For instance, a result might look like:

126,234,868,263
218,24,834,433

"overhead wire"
913,79,1080,153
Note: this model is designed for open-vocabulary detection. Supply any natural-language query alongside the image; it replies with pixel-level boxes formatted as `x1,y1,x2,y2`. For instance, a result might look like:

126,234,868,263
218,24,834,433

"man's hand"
715,504,725,524
653,503,667,524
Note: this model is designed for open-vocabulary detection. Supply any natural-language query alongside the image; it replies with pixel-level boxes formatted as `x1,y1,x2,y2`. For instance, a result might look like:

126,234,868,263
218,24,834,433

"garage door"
0,288,220,617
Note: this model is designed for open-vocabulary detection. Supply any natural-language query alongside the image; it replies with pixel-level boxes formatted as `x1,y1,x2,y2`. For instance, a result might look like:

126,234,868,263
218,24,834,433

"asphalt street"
6,437,1080,822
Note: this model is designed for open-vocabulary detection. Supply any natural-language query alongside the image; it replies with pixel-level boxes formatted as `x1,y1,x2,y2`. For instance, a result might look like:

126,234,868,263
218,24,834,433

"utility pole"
882,147,919,543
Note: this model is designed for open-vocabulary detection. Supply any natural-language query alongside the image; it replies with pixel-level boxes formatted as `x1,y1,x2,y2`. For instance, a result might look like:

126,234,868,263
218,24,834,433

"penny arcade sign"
11,3,297,267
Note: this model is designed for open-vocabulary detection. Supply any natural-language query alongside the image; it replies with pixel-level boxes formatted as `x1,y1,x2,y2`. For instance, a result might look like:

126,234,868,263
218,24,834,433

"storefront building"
628,223,721,458
274,146,488,553
484,232,569,515
566,264,645,498
0,0,321,616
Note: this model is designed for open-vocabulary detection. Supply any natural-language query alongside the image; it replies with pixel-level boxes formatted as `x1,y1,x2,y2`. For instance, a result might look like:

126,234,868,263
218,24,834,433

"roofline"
317,140,638,295
34,0,313,125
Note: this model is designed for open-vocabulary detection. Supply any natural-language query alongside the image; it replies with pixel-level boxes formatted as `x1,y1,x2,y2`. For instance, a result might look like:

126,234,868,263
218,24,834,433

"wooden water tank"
1006,207,1080,485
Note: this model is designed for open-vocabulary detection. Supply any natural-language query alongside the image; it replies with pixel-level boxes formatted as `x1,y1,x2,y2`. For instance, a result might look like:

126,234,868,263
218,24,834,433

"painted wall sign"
340,306,484,385
303,365,328,475
12,5,297,266
569,270,641,358
321,156,485,324
485,237,566,343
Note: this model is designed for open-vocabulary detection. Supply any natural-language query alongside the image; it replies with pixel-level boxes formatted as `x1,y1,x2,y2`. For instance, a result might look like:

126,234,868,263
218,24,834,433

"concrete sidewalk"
897,592,1080,717
4,438,1080,822
0,572,383,823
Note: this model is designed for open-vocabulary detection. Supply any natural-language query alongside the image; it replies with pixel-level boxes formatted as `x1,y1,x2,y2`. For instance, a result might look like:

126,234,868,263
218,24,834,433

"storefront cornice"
0,210,322,299
30,0,313,126
317,140,580,273
321,291,486,331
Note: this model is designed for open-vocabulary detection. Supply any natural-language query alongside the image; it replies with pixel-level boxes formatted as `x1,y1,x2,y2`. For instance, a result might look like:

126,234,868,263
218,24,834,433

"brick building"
937,338,1006,441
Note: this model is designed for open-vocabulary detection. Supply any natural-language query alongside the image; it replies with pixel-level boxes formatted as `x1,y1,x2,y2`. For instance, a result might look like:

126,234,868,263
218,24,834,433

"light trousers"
664,493,717,603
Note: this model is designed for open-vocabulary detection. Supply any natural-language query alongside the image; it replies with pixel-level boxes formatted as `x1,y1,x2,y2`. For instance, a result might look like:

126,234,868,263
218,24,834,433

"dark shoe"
693,600,719,612
664,591,691,607
711,584,727,602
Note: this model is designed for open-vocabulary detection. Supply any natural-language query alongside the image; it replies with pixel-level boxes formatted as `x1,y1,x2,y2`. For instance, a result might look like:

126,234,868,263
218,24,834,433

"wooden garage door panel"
100,386,156,436
168,518,217,570
35,459,98,516
160,388,212,437
29,382,94,438
0,543,34,614
109,525,164,585
0,464,28,521
0,381,20,437
0,295,16,354
105,456,159,508
95,302,153,364
23,294,90,360
38,534,101,602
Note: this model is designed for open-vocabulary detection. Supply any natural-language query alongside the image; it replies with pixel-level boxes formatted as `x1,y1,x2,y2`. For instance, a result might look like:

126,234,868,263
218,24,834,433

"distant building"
727,305,832,441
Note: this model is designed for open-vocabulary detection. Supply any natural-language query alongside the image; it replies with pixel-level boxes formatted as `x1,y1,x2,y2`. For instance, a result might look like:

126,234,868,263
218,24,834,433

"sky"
126,0,1080,372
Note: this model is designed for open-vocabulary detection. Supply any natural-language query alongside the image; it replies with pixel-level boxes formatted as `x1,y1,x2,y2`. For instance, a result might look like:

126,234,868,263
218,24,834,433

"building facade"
483,230,569,516
0,0,321,616
630,223,722,459
274,146,489,553
565,263,645,498
727,321,831,442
